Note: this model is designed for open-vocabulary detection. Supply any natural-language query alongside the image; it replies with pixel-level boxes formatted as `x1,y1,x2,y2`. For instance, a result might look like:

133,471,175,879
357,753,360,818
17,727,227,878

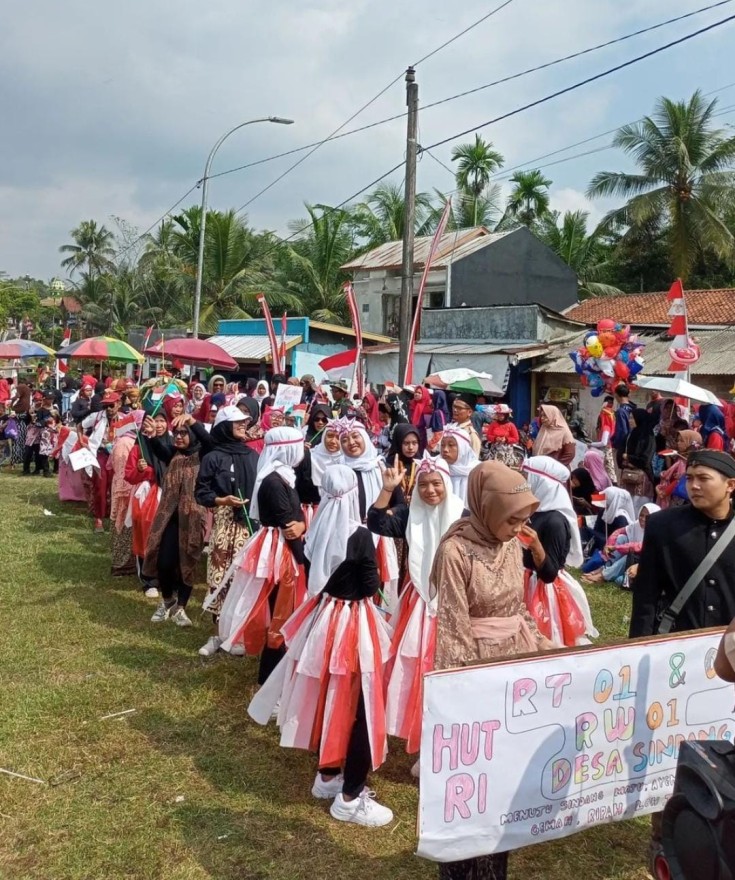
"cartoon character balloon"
569,317,644,394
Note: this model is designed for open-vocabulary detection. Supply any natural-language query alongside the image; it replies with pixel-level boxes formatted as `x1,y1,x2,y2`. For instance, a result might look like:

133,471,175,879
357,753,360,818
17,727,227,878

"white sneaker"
312,773,344,800
144,587,159,599
171,607,192,627
228,642,245,656
330,791,393,827
151,601,174,623
410,759,420,779
199,636,222,657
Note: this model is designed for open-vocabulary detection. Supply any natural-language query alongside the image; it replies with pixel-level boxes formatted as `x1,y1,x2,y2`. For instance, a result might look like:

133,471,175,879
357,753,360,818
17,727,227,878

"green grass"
0,472,652,879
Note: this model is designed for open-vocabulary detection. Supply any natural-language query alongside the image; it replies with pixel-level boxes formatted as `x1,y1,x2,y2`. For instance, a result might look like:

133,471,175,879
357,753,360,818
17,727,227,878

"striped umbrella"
55,335,144,364
0,339,56,360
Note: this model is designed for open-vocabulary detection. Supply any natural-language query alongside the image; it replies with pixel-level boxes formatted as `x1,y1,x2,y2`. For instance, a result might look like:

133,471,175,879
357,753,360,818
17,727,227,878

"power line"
233,0,517,216
209,0,733,186
115,183,199,258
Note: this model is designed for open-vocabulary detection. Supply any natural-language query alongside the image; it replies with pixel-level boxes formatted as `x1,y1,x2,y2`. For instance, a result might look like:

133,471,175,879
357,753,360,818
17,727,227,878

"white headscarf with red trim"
338,417,383,508
522,455,583,568
442,423,479,503
407,455,464,603
249,426,305,521
309,419,344,488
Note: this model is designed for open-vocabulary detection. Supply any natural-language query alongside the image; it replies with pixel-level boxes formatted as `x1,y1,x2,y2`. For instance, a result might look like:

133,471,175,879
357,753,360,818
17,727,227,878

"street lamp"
192,116,294,338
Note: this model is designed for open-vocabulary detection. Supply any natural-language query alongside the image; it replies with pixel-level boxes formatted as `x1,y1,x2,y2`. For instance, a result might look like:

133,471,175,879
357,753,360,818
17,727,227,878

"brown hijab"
532,404,574,456
678,429,702,456
12,383,31,414
441,460,539,547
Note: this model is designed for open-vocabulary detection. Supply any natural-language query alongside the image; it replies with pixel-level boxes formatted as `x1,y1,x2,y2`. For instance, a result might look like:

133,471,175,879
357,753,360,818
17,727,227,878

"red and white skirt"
524,569,598,648
384,582,436,754
212,526,306,655
301,503,318,532
248,593,392,770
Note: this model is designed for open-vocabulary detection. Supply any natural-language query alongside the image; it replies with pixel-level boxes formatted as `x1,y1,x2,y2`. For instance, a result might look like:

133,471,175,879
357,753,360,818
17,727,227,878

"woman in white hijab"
210,427,307,684
367,455,464,760
440,423,479,504
309,418,343,491
248,466,393,826
521,456,597,647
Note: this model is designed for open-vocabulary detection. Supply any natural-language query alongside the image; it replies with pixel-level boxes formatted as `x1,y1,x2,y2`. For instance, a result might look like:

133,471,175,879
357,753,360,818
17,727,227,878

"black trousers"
257,585,285,685
319,693,371,798
23,444,48,475
438,854,508,880
157,518,192,607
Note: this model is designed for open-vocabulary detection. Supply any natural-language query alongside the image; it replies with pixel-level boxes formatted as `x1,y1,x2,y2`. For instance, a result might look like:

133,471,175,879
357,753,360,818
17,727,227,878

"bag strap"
657,514,735,634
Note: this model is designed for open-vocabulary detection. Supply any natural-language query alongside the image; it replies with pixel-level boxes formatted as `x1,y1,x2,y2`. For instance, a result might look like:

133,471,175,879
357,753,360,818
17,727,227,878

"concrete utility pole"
397,66,418,384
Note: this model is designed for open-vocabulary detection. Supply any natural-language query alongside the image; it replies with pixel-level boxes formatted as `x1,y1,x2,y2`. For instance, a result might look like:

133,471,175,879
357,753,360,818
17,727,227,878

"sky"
1,0,733,281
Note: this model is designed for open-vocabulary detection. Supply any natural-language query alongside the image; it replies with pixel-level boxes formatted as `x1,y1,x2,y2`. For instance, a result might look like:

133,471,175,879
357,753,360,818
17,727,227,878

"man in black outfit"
612,383,635,469
629,449,735,872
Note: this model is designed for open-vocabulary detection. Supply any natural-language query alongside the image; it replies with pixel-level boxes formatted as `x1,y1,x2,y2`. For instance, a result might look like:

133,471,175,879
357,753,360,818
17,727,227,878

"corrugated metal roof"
533,330,735,376
208,334,302,362
308,320,392,343
341,227,513,271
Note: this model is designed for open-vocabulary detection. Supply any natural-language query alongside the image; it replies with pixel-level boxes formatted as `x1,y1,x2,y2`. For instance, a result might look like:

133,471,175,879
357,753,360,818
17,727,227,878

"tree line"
3,90,735,342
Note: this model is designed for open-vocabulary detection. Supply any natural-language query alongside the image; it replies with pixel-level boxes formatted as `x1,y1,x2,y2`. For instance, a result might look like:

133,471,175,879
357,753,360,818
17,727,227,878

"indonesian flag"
142,325,154,352
114,413,141,440
665,279,700,372
57,326,72,375
319,347,357,382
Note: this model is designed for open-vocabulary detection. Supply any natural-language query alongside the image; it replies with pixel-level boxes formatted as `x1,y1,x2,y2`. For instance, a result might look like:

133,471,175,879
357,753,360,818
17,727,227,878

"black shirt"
630,504,735,637
367,503,409,539
295,449,320,506
523,510,571,583
195,446,258,521
256,471,305,564
321,528,381,601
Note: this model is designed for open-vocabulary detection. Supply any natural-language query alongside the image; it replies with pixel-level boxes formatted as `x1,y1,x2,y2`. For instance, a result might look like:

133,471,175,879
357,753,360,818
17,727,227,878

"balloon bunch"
569,319,645,397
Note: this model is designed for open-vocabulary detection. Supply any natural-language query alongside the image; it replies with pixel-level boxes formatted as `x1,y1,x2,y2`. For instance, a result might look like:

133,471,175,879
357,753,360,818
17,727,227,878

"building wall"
421,304,541,342
449,227,578,313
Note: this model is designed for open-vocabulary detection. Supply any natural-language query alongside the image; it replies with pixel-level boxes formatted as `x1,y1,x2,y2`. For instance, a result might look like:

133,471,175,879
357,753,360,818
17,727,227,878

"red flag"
668,315,687,336
143,325,154,351
257,294,281,372
56,326,72,375
278,312,288,374
666,279,684,301
404,198,452,385
319,348,357,381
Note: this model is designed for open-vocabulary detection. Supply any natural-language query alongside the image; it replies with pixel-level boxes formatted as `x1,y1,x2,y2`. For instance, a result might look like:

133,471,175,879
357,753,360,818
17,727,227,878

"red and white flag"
404,198,452,385
56,326,72,376
257,294,282,372
142,325,154,352
319,347,358,382
666,279,700,372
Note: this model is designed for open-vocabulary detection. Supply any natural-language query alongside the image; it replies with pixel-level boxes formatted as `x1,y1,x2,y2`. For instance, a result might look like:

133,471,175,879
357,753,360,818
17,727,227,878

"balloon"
597,318,616,333
591,386,605,398
598,357,615,377
615,325,631,343
586,335,603,358
588,372,604,388
628,360,643,378
603,345,620,359
569,352,584,375
619,349,630,364
598,330,617,349
614,361,630,380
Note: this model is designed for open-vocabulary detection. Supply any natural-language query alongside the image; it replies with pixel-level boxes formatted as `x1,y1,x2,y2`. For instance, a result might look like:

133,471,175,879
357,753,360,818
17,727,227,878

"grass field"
0,472,653,880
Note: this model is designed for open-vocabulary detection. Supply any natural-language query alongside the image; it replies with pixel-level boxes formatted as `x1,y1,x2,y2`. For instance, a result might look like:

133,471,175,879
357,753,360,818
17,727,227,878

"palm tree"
59,220,116,279
538,210,621,298
587,90,735,281
431,187,503,231
283,204,358,323
503,169,552,227
353,182,435,248
451,135,504,198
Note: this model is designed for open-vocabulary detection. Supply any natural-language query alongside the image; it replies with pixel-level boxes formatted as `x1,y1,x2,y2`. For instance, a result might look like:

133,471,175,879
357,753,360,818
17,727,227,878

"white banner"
273,383,303,413
418,630,734,863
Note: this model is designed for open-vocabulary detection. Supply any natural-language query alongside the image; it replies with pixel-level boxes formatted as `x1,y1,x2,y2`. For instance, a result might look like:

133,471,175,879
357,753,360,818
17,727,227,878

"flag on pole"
665,279,701,372
319,348,358,383
257,294,282,371
343,282,364,397
142,325,154,351
56,326,72,377
278,312,288,374
404,198,452,386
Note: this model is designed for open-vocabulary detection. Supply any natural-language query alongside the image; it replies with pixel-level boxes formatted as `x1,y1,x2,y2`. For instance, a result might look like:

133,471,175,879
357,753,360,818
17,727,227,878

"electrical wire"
209,0,733,185
115,184,199,258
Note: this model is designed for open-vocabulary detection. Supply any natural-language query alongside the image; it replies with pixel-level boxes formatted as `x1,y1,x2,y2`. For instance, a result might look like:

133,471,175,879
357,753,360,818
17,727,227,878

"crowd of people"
3,366,735,878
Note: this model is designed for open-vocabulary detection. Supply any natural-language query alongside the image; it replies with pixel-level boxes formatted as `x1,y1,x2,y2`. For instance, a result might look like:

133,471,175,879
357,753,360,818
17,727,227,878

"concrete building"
342,226,579,337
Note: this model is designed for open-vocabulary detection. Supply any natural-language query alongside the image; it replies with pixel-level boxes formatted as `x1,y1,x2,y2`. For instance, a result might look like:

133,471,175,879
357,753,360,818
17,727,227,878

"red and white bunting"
404,198,452,386
257,294,282,372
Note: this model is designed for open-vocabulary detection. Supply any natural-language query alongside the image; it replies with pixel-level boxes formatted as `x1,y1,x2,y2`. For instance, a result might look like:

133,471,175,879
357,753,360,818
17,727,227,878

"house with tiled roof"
565,288,735,329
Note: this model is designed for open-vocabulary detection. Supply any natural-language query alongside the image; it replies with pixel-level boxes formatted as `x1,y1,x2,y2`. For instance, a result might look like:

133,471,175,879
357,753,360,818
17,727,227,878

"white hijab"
625,502,661,545
407,456,465,604
338,418,383,509
522,455,584,568
309,420,343,488
254,381,269,402
304,465,361,596
442,423,479,503
249,426,305,521
601,486,636,525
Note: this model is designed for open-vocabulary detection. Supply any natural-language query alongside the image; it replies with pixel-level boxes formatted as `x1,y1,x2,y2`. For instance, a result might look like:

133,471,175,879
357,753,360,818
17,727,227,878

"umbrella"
55,336,144,364
0,339,56,360
448,375,504,397
425,368,488,387
636,375,722,407
143,337,238,370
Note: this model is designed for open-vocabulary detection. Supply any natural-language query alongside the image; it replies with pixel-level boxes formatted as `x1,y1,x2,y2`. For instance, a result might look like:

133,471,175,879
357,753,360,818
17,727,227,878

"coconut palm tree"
353,182,435,248
451,135,504,198
502,169,552,227
587,90,735,281
538,210,621,298
59,220,116,279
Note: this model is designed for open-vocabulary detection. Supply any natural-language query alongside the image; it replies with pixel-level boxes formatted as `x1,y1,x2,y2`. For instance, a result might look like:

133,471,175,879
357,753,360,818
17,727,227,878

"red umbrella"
143,337,238,370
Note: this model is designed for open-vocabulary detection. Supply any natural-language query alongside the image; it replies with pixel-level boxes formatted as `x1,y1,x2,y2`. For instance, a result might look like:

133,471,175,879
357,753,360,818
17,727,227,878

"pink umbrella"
143,337,238,370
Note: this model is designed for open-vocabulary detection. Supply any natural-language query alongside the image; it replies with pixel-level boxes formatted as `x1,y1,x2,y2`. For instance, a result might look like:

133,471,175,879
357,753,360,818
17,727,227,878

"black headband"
688,450,735,479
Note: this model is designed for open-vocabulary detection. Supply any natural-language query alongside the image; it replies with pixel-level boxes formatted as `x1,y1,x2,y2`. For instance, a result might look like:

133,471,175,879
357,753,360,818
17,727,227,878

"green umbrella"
448,375,504,397
54,335,144,363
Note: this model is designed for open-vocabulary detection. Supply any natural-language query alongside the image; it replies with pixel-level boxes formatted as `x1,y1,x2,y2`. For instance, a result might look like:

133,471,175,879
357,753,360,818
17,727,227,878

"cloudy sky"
1,0,733,280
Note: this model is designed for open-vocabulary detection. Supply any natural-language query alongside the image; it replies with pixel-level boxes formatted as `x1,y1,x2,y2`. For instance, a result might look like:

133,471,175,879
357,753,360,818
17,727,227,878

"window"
362,303,370,313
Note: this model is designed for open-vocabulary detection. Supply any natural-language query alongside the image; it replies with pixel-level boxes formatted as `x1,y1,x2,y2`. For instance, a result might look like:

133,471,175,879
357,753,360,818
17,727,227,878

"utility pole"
397,66,418,384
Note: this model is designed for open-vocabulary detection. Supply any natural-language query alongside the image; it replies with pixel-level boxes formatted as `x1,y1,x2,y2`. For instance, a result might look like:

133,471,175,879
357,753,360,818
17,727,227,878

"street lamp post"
192,116,294,338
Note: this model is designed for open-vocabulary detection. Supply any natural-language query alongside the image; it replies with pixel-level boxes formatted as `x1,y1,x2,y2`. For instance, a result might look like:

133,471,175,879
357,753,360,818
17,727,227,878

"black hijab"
139,421,168,486
387,423,424,468
385,392,409,427
174,425,202,457
626,408,656,473
237,397,260,425
306,403,331,442
571,467,596,503
210,420,257,521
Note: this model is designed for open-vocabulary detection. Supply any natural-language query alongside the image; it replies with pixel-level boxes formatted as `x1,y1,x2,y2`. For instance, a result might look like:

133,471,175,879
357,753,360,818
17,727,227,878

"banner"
418,629,734,863
273,383,303,413
257,294,281,371
404,198,452,386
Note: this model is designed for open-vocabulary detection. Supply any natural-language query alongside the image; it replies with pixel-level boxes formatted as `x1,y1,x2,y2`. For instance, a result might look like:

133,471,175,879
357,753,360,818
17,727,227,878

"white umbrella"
636,375,722,406
425,368,494,388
